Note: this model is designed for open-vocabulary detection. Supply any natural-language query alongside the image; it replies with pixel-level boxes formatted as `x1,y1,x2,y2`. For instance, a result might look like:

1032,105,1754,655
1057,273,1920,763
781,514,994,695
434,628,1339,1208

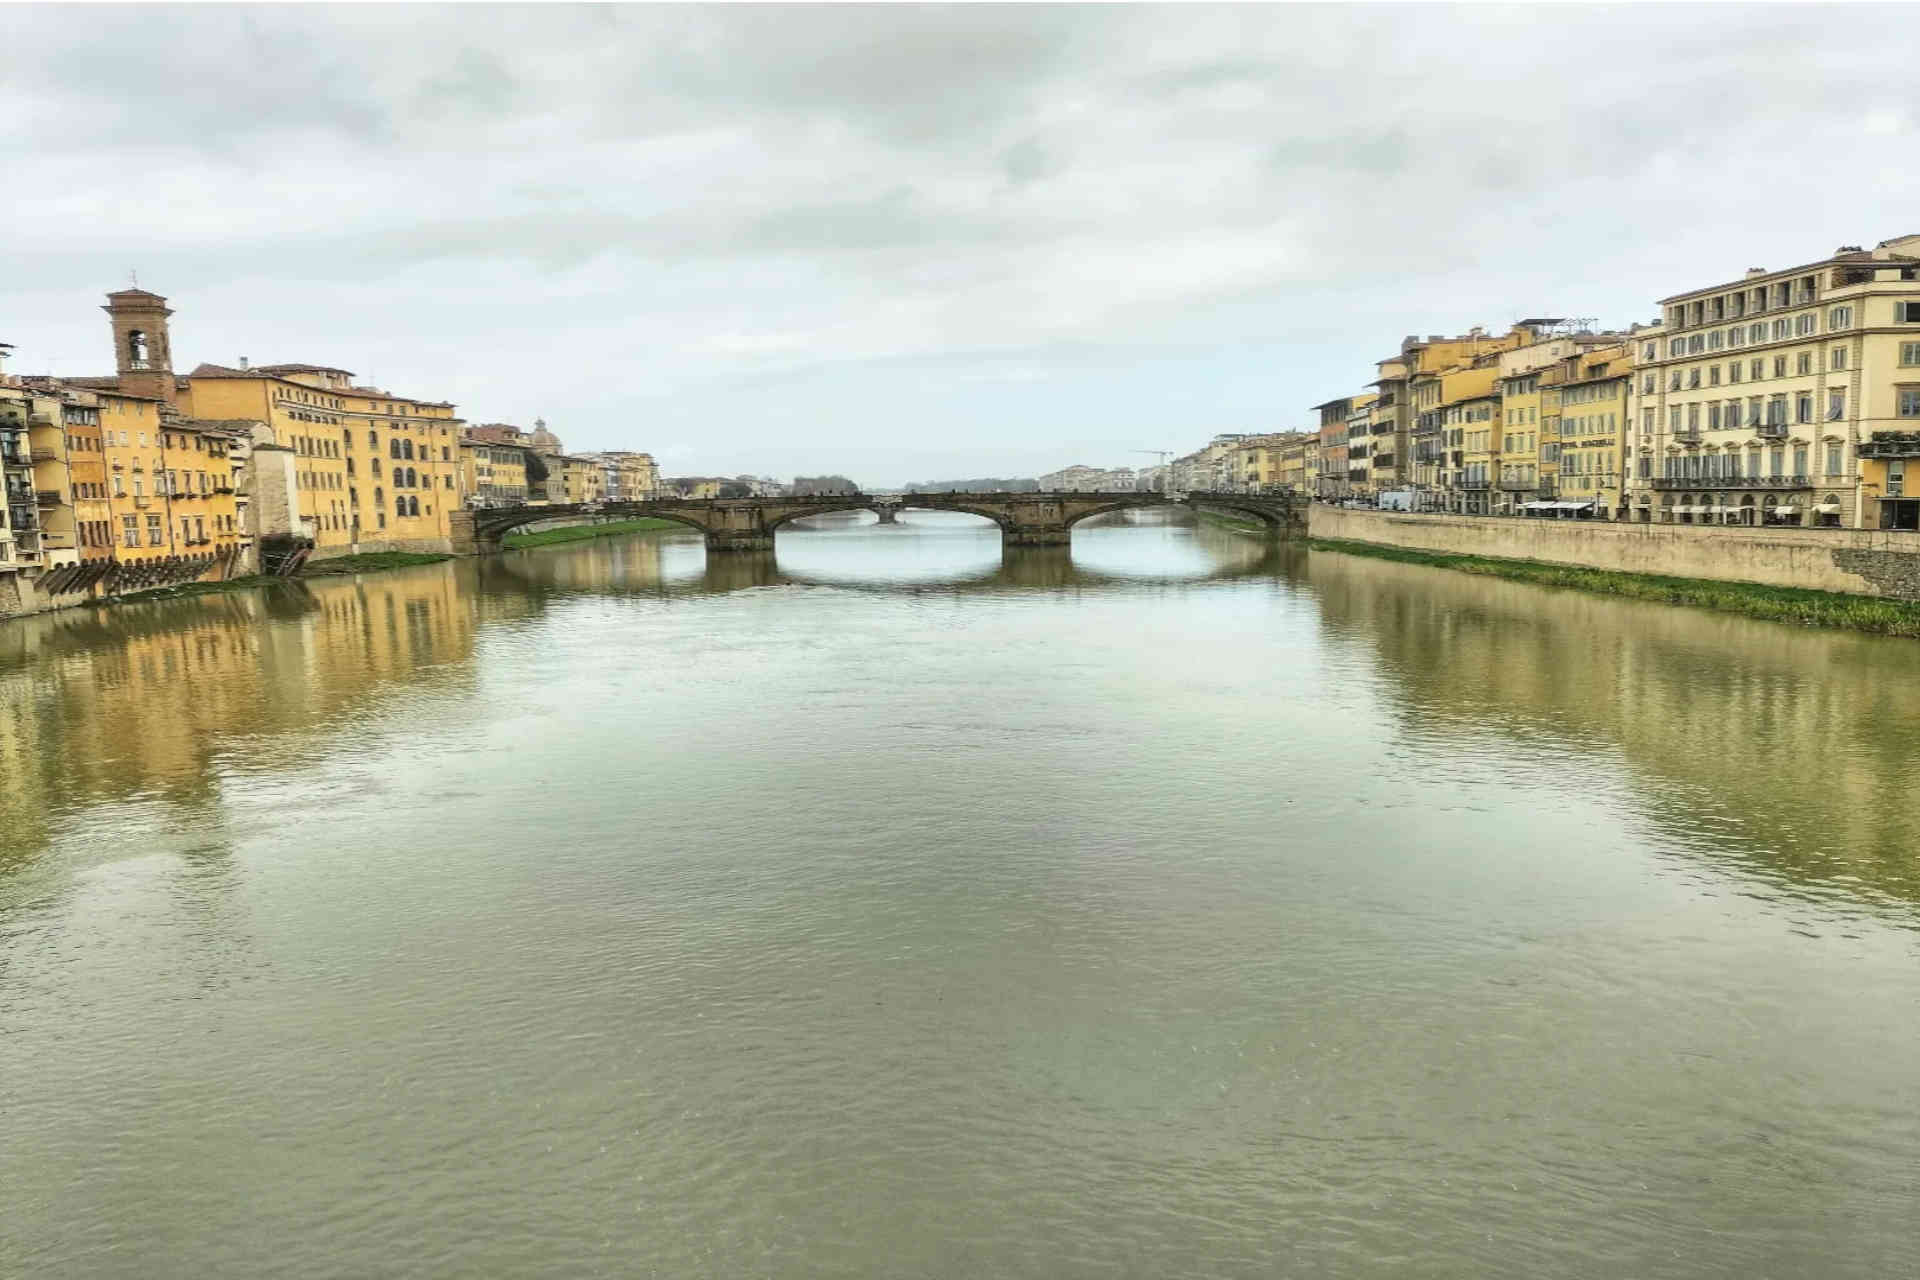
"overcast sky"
4,4,1915,484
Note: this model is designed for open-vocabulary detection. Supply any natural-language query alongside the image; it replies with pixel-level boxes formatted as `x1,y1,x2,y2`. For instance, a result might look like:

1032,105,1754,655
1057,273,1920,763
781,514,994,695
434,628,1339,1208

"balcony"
1653,474,1810,491
1755,423,1788,439
1459,478,1492,491
35,490,63,506
30,447,57,463
133,494,152,508
1497,477,1540,491
27,413,53,428
1671,427,1701,443
1859,434,1920,459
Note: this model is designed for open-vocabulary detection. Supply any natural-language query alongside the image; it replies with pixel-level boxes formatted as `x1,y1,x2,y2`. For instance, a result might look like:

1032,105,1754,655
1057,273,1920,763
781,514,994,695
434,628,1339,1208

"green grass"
111,575,278,604
503,518,691,550
1309,537,1920,638
298,551,452,575
1196,510,1267,536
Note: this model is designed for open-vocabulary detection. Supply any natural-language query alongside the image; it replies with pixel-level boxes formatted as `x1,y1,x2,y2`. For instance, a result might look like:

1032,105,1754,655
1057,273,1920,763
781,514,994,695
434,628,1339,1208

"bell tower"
102,288,177,404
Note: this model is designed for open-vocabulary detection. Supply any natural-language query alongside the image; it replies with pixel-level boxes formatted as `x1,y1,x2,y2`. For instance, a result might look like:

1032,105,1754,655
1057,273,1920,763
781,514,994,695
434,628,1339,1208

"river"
3,511,1917,1277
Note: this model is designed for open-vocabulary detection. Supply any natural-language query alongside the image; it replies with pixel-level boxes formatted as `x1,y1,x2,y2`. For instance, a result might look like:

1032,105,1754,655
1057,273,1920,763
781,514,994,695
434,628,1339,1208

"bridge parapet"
453,489,1304,554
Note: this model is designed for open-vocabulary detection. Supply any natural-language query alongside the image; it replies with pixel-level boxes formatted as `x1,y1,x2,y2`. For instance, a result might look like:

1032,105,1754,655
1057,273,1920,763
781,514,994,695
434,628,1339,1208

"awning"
1520,501,1552,510
1774,506,1799,516
1814,501,1841,513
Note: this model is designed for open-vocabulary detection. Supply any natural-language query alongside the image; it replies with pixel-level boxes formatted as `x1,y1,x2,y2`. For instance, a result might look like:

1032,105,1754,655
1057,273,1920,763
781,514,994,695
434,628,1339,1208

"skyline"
6,4,1917,485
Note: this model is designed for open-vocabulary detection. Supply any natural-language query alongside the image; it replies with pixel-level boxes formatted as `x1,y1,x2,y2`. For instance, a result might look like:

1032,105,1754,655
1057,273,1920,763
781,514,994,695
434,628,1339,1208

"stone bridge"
450,491,1305,554
453,491,1305,556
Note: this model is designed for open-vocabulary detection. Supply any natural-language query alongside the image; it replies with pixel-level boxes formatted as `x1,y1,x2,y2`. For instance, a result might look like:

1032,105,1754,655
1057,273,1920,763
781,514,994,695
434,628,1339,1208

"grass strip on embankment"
110,552,451,604
298,551,452,575
1308,537,1920,638
1197,510,1268,536
502,518,690,550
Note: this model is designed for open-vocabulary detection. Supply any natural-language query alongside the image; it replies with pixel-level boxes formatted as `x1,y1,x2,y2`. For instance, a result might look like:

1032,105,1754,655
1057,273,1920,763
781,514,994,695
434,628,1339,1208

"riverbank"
1310,537,1920,637
110,552,452,605
1197,510,1267,537
503,518,690,550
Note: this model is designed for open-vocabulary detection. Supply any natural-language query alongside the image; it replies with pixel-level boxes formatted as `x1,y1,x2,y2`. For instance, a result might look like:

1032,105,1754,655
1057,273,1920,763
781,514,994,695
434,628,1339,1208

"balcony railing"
1497,477,1540,491
1859,436,1920,459
35,490,62,506
30,447,57,463
1671,427,1701,443
1755,423,1788,439
133,494,152,508
1459,478,1492,490
1653,474,1810,491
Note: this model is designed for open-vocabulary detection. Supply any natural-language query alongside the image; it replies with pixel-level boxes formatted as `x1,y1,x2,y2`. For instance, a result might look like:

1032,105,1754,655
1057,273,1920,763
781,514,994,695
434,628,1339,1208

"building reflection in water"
0,564,485,862
1303,549,1920,908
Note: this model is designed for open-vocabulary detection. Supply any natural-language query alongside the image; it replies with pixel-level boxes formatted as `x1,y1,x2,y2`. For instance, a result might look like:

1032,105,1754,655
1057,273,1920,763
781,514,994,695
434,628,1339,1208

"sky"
4,4,1917,485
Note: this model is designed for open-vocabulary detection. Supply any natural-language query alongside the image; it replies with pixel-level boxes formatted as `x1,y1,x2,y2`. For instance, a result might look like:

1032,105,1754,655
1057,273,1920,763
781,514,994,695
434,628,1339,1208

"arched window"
396,496,407,518
127,329,149,368
389,438,401,459
402,439,414,461
374,486,384,507
408,496,421,517
371,458,382,478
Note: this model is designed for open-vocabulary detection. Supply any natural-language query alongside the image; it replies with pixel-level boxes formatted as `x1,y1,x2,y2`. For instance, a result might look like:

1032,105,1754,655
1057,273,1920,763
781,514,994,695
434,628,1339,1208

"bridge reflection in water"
478,508,1292,599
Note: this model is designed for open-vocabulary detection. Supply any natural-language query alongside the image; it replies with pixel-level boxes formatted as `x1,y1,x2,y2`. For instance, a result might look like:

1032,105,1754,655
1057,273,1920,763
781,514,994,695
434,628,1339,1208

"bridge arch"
762,499,892,533
469,502,716,547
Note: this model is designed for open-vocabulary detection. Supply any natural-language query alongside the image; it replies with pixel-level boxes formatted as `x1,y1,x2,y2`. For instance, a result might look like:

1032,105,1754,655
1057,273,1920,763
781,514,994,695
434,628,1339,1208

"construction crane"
1133,449,1176,495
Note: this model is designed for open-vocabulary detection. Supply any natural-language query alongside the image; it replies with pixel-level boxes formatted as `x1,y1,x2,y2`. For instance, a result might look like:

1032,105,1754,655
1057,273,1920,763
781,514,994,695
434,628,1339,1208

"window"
1669,371,1683,391
1828,305,1853,330
1796,392,1813,424
1641,409,1654,433
1828,390,1846,421
396,496,407,518
1830,347,1848,371
1709,365,1721,386
1641,341,1656,361
1795,313,1815,336
1729,361,1743,384
1728,326,1745,349
1796,352,1813,375
1901,342,1920,366
1793,445,1808,477
1900,388,1920,418
146,514,163,545
1688,368,1700,388
1897,301,1920,323
1750,358,1765,380
1827,443,1844,475
1772,356,1787,378
1771,318,1790,341
122,515,139,547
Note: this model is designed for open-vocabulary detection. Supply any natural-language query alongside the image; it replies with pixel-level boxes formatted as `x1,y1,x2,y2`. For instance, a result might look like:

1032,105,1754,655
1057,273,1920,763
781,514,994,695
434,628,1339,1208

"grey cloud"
7,5,1917,484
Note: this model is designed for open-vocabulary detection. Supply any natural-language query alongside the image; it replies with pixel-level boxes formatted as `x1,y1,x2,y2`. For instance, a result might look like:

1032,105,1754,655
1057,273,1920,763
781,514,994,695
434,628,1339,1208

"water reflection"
1307,549,1920,909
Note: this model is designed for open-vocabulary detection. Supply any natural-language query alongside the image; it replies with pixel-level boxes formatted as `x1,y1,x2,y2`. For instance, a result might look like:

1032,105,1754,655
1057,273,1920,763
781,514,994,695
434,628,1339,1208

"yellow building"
1550,342,1633,519
1438,359,1503,514
460,439,531,508
582,451,659,502
78,289,464,557
1636,234,1920,528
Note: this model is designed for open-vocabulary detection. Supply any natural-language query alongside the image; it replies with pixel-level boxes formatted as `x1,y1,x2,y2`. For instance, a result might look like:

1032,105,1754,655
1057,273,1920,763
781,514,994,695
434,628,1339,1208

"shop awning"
1520,501,1552,510
1814,501,1841,513
1774,506,1799,516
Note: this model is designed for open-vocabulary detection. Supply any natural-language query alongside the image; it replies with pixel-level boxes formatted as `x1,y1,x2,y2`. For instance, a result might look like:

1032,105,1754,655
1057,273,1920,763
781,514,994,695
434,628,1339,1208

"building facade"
1633,235,1920,529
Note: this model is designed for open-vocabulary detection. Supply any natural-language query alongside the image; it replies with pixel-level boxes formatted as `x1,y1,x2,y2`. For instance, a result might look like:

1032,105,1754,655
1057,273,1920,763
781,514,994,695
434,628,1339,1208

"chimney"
1745,267,1767,278
238,356,249,370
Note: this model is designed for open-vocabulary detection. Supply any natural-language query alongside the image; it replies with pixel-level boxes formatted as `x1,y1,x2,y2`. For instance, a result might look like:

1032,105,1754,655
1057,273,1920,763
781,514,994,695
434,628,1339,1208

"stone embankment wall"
1309,507,1920,600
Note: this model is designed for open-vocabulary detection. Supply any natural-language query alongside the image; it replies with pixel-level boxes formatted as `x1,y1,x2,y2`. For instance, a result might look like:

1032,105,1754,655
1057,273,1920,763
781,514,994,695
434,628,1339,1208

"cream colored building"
1633,234,1920,528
